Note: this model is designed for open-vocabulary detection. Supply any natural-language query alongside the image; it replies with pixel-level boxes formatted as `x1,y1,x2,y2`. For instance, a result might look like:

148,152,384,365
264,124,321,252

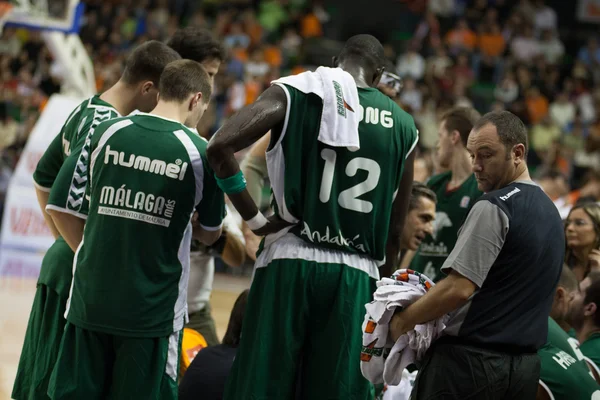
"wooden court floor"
0,273,250,400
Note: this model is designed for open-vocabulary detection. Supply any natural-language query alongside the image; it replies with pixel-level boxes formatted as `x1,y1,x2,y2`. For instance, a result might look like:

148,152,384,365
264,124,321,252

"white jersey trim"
89,119,134,186
45,204,88,220
255,232,380,280
165,330,181,381
538,380,555,400
172,129,203,206
33,181,51,192
65,235,85,319
200,222,223,232
265,83,299,224
405,129,419,160
173,220,192,331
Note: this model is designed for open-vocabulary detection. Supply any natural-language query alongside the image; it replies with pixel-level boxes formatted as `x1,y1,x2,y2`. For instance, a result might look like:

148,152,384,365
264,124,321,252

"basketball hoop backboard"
1,0,94,98
3,0,83,33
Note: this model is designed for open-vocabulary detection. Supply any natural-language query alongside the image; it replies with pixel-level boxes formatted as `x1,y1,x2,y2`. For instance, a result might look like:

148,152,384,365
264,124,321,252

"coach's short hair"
158,60,212,103
473,111,529,158
441,107,481,147
167,27,226,63
409,182,437,211
121,41,181,86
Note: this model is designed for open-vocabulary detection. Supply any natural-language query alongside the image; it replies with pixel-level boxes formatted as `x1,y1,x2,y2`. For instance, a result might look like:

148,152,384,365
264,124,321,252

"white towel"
272,66,361,151
380,370,418,400
360,269,447,386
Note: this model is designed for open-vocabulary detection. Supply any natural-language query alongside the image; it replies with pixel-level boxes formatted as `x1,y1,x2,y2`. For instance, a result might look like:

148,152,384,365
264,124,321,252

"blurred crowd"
1,0,600,223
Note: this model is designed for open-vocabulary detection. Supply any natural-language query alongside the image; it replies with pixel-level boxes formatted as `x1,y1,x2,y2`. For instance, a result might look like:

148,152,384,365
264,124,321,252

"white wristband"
245,211,268,231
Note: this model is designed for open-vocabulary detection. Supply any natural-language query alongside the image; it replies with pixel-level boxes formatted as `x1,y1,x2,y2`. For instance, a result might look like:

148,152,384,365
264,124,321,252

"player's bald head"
336,34,385,86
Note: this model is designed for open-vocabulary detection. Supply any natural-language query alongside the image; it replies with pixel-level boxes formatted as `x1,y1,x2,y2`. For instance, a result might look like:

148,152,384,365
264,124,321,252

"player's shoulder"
425,171,452,189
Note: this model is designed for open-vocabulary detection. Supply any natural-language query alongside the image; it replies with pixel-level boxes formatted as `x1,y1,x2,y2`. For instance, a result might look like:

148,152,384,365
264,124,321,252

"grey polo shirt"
441,180,564,351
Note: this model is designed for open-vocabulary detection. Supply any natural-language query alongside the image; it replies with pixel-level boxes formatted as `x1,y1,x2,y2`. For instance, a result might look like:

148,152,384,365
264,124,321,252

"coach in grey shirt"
389,111,564,400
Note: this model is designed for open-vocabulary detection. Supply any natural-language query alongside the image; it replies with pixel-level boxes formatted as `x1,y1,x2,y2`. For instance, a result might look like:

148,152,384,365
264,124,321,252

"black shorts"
411,338,540,400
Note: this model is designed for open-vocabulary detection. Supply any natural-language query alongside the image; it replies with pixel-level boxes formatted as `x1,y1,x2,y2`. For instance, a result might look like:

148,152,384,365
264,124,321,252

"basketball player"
207,34,419,399
538,266,600,399
408,107,483,281
12,40,181,400
45,28,230,347
47,60,224,399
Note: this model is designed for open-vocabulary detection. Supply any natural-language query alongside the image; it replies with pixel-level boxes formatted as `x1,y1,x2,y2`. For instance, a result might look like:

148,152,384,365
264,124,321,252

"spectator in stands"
538,29,564,65
396,42,426,81
511,25,541,64
565,203,600,281
179,289,249,400
550,91,576,130
445,18,477,55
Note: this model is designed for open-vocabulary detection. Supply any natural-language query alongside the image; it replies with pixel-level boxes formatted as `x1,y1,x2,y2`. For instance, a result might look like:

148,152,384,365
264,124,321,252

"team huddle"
10,27,595,400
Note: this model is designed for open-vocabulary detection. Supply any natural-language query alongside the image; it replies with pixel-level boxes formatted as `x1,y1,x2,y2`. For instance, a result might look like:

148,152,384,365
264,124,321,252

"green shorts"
47,322,182,400
223,257,377,400
12,285,67,400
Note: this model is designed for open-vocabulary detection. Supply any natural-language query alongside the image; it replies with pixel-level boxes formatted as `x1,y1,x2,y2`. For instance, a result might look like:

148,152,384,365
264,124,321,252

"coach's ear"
332,56,339,68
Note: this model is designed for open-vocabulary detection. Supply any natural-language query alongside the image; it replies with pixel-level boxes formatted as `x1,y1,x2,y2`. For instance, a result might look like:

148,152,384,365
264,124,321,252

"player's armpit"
35,187,60,239
47,208,84,252
382,151,415,278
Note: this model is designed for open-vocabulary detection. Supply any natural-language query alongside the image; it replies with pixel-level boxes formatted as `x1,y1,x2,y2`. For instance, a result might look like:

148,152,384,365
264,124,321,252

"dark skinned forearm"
207,85,287,222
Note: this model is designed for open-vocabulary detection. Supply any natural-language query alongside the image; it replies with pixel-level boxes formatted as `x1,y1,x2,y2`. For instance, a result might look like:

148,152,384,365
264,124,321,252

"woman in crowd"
565,202,600,281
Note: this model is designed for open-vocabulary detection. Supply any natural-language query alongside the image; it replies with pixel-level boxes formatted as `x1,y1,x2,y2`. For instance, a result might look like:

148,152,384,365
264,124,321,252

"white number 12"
318,148,381,213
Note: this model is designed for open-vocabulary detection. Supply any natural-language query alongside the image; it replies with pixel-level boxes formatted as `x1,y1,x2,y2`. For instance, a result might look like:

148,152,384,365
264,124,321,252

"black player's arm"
381,150,415,278
207,85,289,235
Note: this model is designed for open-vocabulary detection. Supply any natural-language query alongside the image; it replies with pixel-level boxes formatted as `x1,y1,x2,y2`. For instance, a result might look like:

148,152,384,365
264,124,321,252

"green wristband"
216,170,247,194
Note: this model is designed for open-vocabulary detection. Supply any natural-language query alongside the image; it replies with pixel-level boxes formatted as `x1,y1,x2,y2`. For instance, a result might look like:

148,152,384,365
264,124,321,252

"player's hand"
244,229,262,261
252,214,293,237
389,311,415,342
589,249,600,271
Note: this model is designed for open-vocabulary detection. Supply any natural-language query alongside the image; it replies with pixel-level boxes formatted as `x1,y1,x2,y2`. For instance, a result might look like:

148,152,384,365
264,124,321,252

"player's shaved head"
336,34,385,86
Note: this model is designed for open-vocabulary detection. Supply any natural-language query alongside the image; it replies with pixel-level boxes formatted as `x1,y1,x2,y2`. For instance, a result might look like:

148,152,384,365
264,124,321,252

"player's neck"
339,63,371,88
556,319,572,334
578,322,600,344
448,149,472,189
151,101,188,125
101,81,139,117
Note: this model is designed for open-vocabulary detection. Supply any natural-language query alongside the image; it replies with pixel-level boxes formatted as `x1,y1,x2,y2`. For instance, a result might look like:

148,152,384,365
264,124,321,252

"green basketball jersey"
66,113,226,337
581,333,600,372
34,95,118,191
539,343,600,399
267,83,418,264
547,317,587,364
35,95,119,292
410,171,482,281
